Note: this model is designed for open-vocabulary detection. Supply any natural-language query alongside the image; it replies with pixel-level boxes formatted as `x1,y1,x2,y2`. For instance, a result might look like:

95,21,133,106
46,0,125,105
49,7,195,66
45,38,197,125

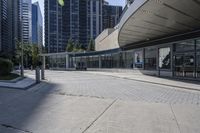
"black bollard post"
35,66,40,83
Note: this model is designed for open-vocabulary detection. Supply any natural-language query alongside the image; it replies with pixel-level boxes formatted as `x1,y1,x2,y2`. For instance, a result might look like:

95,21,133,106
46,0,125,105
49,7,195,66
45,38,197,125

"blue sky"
32,0,126,19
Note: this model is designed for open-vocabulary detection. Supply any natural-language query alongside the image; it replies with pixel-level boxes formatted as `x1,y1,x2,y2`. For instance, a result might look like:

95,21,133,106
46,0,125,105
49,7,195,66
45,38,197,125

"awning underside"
119,0,200,47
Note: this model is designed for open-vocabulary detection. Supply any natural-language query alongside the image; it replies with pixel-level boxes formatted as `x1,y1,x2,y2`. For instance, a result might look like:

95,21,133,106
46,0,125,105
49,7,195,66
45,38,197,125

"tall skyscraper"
87,0,103,40
0,0,21,58
45,0,103,53
0,0,2,52
0,0,8,55
7,0,21,54
21,0,32,44
32,2,43,51
45,0,69,53
103,3,122,29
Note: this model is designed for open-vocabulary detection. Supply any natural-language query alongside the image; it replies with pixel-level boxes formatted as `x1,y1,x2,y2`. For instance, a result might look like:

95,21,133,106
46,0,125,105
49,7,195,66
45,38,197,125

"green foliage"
66,39,74,52
15,40,40,68
66,39,86,52
15,41,22,64
32,45,39,68
0,58,13,76
0,73,19,80
87,39,95,51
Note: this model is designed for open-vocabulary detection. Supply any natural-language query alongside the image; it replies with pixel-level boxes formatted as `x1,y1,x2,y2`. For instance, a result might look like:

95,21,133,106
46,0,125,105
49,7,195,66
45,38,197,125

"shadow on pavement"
0,81,60,133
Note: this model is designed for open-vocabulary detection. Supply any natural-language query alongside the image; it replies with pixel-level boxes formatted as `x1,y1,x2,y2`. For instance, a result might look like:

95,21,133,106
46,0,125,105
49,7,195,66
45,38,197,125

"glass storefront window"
134,50,143,69
101,54,112,68
174,55,184,77
174,53,195,78
174,40,195,52
159,47,171,69
144,47,156,70
196,40,200,50
125,51,134,68
87,56,99,68
112,53,119,68
57,55,66,68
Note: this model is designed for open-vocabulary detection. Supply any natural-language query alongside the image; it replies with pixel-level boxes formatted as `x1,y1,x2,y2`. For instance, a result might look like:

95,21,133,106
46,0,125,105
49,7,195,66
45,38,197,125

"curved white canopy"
118,0,200,47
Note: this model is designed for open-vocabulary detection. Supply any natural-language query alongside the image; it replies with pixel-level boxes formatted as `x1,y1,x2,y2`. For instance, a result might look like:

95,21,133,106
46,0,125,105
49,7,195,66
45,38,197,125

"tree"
87,39,95,52
66,38,74,52
15,40,23,66
23,43,32,67
32,45,39,68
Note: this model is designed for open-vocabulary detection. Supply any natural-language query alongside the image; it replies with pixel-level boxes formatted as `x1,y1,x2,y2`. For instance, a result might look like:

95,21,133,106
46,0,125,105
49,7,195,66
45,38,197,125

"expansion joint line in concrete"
169,104,182,133
82,99,117,133
0,123,33,133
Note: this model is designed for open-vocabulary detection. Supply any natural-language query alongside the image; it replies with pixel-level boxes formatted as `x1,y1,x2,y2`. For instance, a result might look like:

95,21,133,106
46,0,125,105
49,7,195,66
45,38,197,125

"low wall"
95,29,120,51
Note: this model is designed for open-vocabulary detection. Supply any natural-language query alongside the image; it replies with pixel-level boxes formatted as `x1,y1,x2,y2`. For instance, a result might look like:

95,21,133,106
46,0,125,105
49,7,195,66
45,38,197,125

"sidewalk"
0,74,36,90
86,71,200,91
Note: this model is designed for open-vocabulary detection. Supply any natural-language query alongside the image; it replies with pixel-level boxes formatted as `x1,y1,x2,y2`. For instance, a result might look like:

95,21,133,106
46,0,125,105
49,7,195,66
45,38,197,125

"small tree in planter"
87,39,95,52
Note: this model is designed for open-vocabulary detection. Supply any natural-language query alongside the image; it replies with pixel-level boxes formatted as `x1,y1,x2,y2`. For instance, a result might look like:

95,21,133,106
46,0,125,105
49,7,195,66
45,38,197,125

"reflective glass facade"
159,47,171,70
0,0,8,53
32,2,43,50
45,0,103,53
43,38,200,80
21,0,32,44
103,4,122,29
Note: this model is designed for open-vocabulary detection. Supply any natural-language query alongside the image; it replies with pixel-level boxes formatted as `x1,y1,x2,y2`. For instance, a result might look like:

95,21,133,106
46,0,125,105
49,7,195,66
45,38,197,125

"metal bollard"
35,66,40,83
41,66,45,80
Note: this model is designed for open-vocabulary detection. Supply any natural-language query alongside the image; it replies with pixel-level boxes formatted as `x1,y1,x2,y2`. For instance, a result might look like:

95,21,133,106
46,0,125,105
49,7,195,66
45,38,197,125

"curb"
0,82,38,90
121,77,200,92
0,77,25,83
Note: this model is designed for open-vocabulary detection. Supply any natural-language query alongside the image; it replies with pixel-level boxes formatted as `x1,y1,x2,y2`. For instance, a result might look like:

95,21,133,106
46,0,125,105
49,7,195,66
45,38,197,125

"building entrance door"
174,53,195,78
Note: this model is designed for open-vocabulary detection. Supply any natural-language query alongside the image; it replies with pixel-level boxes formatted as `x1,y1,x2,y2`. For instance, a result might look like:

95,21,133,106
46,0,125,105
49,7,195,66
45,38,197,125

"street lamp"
15,38,24,77
21,41,24,77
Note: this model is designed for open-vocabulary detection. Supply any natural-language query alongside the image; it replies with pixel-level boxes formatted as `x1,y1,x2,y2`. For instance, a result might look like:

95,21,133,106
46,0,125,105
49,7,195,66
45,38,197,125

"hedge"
0,58,13,76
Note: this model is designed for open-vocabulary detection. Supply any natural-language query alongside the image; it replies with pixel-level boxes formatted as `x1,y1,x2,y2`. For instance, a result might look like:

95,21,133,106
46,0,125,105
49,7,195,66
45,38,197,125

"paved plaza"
0,70,200,133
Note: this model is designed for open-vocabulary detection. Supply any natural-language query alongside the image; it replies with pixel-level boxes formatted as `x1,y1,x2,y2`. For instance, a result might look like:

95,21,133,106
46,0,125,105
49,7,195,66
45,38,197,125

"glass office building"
42,37,200,80
32,2,43,52
0,0,21,57
103,3,122,29
45,0,103,53
0,0,8,53
21,0,32,44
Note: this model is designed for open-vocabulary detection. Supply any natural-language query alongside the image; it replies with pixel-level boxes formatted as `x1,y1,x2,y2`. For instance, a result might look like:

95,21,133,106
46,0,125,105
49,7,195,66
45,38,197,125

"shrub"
0,58,13,76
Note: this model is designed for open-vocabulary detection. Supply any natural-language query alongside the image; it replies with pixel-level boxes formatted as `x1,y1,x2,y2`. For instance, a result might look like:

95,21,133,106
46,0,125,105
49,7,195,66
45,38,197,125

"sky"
32,0,126,19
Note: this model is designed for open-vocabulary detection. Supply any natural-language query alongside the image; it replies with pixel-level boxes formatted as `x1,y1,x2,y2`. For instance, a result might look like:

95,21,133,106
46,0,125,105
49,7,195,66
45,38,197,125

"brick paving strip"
86,71,200,91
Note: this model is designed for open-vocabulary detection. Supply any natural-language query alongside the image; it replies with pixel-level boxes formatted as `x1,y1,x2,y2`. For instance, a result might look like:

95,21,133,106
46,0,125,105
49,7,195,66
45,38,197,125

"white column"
66,54,69,69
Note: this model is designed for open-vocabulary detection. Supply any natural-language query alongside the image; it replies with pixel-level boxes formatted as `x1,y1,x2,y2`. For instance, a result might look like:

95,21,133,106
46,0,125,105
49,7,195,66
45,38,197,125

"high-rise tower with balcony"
32,2,43,52
0,0,8,55
45,0,103,53
21,0,32,44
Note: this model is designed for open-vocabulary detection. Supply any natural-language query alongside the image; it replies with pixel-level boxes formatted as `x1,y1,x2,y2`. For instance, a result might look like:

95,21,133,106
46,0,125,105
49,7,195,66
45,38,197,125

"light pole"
21,15,24,77
21,41,24,77
15,38,24,77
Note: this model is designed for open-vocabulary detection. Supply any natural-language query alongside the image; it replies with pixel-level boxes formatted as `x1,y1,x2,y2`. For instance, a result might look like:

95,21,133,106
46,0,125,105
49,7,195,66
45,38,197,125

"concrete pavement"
0,70,200,133
86,71,200,91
